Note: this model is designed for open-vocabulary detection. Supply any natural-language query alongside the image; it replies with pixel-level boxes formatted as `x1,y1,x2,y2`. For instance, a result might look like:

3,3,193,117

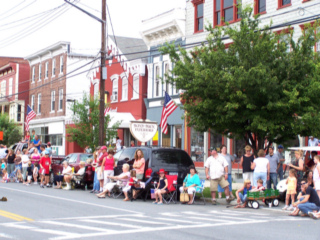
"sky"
0,0,186,58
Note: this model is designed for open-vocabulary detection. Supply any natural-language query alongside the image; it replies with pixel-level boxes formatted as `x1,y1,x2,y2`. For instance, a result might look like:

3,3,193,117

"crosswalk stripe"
79,219,144,229
32,229,81,237
2,222,35,229
41,221,114,233
182,211,213,217
119,217,168,225
229,210,270,216
154,217,196,224
187,216,234,223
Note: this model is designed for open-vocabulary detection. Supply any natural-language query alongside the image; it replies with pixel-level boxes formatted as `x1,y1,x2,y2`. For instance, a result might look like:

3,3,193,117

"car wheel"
272,199,279,207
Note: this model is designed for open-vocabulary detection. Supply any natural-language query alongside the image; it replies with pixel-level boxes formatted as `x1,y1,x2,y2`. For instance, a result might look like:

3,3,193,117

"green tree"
161,7,320,151
66,94,120,151
0,114,23,146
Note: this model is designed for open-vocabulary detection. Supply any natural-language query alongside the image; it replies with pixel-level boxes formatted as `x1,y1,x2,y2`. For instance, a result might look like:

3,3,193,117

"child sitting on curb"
235,179,265,208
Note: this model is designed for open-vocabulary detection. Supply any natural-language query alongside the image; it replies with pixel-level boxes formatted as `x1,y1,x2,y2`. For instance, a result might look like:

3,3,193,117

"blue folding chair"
193,179,206,205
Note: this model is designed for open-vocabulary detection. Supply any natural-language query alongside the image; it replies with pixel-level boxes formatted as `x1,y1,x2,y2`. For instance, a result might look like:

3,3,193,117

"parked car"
51,153,94,186
10,142,48,155
113,147,194,186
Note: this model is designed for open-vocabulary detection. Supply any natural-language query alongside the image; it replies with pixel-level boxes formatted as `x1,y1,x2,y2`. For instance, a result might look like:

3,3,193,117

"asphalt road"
0,183,319,240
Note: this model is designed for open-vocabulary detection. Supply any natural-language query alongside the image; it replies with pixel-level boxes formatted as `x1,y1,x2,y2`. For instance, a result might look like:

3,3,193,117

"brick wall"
29,53,66,119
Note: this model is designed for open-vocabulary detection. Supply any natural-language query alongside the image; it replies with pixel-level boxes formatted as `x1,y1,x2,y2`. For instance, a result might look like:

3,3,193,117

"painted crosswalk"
0,210,308,240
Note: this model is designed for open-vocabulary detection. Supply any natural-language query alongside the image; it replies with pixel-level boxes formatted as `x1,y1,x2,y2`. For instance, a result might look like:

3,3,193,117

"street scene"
1,0,320,239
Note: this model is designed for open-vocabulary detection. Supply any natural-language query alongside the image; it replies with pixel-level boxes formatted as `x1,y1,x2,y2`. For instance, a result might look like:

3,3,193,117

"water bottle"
85,184,87,191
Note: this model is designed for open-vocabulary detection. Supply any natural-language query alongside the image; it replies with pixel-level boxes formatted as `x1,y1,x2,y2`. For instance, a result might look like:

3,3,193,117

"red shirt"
98,153,108,167
40,156,51,174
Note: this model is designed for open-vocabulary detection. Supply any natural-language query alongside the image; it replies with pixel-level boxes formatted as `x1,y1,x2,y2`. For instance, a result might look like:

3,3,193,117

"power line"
0,0,37,22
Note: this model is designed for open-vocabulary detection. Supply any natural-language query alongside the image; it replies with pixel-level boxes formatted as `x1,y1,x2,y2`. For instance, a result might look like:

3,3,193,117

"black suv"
113,147,194,185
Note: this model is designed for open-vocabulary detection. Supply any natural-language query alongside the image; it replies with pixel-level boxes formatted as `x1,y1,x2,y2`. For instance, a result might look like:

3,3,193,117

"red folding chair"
162,175,178,204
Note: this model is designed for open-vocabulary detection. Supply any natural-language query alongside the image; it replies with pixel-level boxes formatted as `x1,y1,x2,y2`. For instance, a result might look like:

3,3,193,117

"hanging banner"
130,120,158,143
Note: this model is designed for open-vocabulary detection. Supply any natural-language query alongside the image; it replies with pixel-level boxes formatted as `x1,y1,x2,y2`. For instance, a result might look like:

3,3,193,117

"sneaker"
26,183,30,186
89,190,95,193
212,199,217,205
40,184,44,188
287,206,294,211
34,182,38,185
46,184,51,188
229,195,235,201
282,205,289,210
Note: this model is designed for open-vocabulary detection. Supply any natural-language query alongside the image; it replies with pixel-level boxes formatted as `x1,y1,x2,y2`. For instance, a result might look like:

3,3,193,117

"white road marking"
41,221,115,233
0,186,139,214
31,229,82,237
0,233,15,239
228,210,270,216
160,212,182,217
2,222,36,229
118,217,168,225
182,211,213,217
50,219,273,240
187,216,234,223
79,219,144,229
41,214,143,221
154,217,196,224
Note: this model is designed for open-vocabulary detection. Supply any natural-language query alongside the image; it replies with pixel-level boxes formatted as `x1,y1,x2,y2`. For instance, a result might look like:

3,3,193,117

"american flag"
25,105,36,131
104,107,111,116
160,91,177,134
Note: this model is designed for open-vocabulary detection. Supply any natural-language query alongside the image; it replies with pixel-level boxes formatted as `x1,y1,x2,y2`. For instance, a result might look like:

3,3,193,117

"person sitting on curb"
308,210,320,220
72,161,86,181
289,179,320,216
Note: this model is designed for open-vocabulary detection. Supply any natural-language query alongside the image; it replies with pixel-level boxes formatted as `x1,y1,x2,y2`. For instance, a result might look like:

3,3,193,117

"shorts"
210,176,229,192
96,167,104,180
136,173,144,180
287,189,296,195
27,176,32,181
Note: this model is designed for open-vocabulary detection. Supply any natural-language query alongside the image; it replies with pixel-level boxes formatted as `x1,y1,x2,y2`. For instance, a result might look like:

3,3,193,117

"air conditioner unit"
111,95,117,101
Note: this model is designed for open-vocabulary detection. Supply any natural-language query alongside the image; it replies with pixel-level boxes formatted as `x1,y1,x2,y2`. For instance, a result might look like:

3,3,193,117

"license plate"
169,172,178,176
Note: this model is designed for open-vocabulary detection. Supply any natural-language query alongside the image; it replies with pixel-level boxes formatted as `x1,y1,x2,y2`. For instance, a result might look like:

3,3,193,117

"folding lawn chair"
162,175,178,204
130,172,155,201
110,180,127,199
192,179,206,205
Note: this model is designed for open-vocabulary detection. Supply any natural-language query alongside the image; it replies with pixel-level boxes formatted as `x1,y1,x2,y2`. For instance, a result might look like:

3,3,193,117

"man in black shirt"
290,179,320,216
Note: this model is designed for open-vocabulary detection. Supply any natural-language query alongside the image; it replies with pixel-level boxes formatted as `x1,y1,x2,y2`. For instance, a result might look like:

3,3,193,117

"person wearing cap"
266,146,280,190
153,169,168,205
205,147,233,205
276,145,285,181
39,150,51,188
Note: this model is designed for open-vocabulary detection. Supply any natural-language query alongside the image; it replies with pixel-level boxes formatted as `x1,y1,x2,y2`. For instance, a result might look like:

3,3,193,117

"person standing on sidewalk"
266,146,280,190
205,147,233,205
218,145,235,199
276,145,285,181
240,145,254,184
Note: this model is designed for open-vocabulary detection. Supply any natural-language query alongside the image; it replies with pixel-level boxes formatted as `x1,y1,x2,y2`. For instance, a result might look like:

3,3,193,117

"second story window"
214,0,241,26
9,78,13,97
60,56,64,74
59,89,63,110
254,0,266,15
45,62,49,79
121,77,128,101
38,93,41,114
155,66,160,97
52,59,56,77
0,81,6,97
112,79,118,102
164,64,170,93
132,74,139,99
192,0,204,33
39,64,42,81
17,104,21,122
31,95,35,111
51,90,55,112
32,67,35,82
278,0,291,10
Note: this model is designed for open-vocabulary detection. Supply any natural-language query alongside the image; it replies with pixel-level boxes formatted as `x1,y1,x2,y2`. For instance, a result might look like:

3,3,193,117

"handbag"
180,191,189,203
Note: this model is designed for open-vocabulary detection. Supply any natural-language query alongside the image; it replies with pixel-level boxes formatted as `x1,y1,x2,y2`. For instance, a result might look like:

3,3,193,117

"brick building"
25,42,95,155
0,57,30,133
184,0,319,161
88,36,148,147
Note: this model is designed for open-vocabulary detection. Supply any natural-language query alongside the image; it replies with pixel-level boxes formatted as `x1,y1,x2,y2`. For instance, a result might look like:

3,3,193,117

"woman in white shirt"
21,149,29,184
54,161,72,189
251,149,270,187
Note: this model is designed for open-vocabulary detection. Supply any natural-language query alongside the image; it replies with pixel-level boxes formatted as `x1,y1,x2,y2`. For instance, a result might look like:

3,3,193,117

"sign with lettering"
130,120,158,143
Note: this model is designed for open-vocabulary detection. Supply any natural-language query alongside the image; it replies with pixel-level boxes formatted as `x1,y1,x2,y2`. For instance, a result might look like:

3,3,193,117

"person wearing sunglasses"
289,179,320,216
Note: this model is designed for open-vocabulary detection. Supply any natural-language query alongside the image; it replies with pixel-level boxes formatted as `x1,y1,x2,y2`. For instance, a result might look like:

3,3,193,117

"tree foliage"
66,94,119,151
161,7,320,151
0,114,23,146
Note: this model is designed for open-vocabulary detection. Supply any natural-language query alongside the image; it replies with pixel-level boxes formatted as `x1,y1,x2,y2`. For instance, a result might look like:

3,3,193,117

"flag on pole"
25,105,36,132
160,91,178,134
104,107,111,116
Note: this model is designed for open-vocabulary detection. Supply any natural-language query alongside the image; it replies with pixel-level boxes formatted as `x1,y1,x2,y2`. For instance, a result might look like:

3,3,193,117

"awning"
107,112,136,128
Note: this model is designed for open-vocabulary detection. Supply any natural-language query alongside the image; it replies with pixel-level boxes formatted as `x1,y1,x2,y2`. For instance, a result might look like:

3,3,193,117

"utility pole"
64,0,107,146
99,0,107,146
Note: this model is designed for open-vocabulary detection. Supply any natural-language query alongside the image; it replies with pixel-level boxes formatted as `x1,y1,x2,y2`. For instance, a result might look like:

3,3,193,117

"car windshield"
151,150,192,168
80,154,92,162
113,150,123,164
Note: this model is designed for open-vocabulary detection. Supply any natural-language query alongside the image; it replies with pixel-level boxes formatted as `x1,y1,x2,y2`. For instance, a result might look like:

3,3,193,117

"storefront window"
31,127,62,146
175,125,182,149
162,126,171,147
190,128,204,162
210,130,223,152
